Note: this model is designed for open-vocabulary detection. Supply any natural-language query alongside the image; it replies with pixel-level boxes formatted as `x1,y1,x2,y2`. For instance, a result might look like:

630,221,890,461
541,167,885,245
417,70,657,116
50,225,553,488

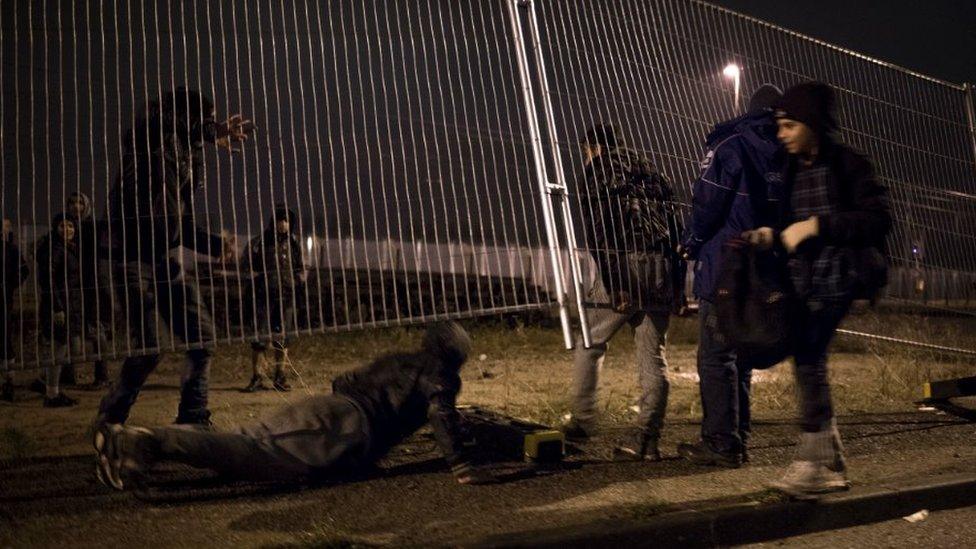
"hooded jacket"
681,110,783,301
105,88,224,267
245,207,305,300
331,323,472,470
579,146,683,305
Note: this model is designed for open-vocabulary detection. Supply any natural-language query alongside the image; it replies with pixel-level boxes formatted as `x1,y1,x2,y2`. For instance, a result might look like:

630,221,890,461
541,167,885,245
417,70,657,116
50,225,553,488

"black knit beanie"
774,81,839,136
747,83,783,113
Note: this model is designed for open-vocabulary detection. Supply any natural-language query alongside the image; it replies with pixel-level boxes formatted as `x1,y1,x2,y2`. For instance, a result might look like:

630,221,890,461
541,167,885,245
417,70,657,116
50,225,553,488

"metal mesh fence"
528,0,976,314
2,0,975,371
0,0,563,371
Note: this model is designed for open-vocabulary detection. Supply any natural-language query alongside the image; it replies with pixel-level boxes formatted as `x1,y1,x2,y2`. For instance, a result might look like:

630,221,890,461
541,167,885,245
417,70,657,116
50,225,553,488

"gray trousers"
147,394,371,482
572,279,671,439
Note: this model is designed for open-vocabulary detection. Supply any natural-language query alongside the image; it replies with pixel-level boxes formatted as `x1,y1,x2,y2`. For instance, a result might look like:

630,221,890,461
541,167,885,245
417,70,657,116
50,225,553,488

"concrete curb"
474,473,976,548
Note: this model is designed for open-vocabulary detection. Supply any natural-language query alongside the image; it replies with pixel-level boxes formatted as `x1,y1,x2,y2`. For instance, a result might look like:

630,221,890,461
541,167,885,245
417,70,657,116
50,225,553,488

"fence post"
506,0,574,349
521,0,593,348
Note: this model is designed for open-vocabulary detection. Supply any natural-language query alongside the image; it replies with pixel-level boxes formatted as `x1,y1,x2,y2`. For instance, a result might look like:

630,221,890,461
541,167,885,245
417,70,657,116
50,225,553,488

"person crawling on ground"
93,322,496,488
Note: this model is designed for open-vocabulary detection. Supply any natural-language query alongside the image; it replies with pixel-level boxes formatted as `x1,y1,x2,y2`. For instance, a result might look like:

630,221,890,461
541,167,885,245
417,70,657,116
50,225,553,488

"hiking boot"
613,433,661,462
243,375,272,393
174,413,214,429
561,417,594,443
677,441,742,468
43,392,79,408
769,460,850,499
272,375,291,392
94,422,157,491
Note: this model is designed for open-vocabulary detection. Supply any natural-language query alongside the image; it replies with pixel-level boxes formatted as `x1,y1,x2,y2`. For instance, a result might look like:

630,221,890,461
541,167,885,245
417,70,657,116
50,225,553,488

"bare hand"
780,217,819,253
214,114,255,152
741,227,774,250
614,290,632,312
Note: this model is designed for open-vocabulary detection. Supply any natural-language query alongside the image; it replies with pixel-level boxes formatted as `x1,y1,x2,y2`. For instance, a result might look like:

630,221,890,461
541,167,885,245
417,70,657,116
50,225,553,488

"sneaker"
677,441,742,468
613,434,661,462
561,417,594,443
1,380,13,402
94,422,156,490
769,460,850,499
43,393,79,408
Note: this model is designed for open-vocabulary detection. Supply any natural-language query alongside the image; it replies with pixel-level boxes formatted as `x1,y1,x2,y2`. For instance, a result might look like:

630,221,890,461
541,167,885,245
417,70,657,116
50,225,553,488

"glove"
780,217,819,253
741,227,774,250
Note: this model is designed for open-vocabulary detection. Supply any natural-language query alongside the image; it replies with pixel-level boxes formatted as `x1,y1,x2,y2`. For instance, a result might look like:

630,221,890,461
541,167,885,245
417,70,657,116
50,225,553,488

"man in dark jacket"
96,87,253,426
65,191,111,388
563,124,685,461
1,219,30,402
242,205,306,392
676,85,784,468
94,322,495,488
745,81,891,498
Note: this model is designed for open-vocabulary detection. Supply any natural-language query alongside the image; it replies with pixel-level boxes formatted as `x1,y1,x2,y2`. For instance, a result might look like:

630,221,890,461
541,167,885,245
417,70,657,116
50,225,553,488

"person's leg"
772,300,852,497
678,299,743,466
271,341,291,391
97,394,370,489
633,311,670,448
96,354,160,423
44,341,77,407
737,363,753,460
569,279,632,437
245,342,271,391
160,279,216,424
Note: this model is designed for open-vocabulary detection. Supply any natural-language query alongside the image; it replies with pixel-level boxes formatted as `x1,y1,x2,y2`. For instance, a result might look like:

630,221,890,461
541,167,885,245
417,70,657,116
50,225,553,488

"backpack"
714,239,793,370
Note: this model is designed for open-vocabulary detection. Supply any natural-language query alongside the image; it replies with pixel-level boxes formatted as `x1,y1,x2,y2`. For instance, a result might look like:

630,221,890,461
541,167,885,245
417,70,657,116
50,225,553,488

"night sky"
711,0,976,85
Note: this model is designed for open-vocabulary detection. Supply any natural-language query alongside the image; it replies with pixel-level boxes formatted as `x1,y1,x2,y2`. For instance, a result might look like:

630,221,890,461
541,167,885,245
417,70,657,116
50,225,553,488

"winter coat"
105,122,223,268
35,234,88,340
776,139,891,302
331,349,470,470
245,228,305,309
579,146,684,306
681,111,783,301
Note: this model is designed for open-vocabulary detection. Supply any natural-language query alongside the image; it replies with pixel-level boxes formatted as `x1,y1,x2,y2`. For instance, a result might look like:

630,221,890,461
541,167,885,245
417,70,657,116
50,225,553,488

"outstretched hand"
215,114,255,152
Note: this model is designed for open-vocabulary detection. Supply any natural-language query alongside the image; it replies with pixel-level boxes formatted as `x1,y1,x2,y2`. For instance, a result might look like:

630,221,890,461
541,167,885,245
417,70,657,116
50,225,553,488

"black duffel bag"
714,239,794,370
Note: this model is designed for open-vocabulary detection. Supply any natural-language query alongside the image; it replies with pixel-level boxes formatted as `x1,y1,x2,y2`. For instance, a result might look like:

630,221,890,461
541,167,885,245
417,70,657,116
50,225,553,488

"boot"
243,347,271,392
271,345,291,392
770,423,850,499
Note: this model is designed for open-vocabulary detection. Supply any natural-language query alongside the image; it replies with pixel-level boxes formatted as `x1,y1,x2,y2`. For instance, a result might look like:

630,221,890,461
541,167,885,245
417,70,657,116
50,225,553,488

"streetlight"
723,63,741,112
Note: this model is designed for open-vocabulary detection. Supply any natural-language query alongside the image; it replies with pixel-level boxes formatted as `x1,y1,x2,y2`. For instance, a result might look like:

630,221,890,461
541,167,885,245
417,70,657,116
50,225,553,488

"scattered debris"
903,509,929,523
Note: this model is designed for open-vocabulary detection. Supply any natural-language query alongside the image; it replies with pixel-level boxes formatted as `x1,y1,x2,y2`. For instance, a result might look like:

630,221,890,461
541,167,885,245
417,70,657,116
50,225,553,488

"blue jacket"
681,111,783,301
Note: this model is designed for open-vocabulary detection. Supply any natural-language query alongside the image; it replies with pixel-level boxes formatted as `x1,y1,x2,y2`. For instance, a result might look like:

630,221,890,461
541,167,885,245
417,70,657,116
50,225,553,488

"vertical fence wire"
2,0,975,371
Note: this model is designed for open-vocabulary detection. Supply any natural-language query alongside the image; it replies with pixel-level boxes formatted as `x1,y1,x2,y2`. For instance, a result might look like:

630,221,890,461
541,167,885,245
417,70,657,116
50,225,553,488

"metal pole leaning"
523,0,592,348
965,83,976,177
506,0,574,349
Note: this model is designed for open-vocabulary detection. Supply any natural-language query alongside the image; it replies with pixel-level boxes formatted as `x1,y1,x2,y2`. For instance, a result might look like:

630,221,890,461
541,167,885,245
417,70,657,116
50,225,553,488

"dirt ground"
2,312,975,547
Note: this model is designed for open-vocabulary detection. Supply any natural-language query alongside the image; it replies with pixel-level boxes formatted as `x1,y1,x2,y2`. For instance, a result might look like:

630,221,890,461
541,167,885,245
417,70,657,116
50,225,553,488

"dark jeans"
697,299,752,455
147,394,370,481
98,262,216,424
793,299,851,433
